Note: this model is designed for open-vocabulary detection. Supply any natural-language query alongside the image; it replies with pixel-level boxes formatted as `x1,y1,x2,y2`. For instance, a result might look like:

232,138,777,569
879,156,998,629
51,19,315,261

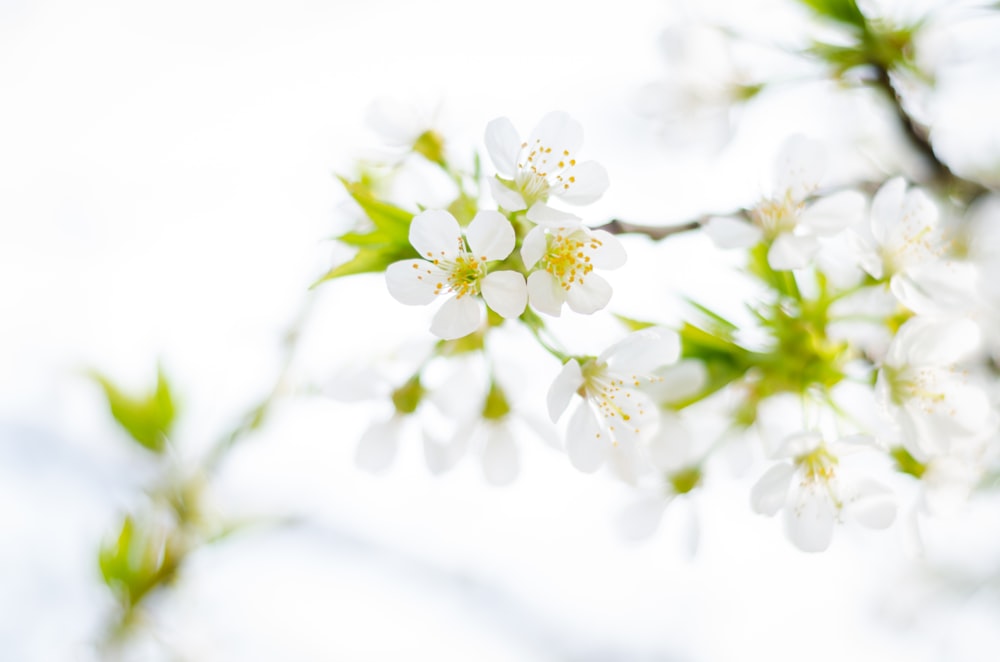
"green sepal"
92,365,176,453
796,0,866,28
613,313,658,332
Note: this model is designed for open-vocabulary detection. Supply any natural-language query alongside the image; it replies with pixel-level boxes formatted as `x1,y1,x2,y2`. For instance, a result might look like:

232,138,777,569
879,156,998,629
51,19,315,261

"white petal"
355,417,402,473
484,116,521,178
520,225,548,269
557,160,609,205
647,411,693,471
617,496,668,541
589,230,627,269
772,431,823,460
601,328,680,372
482,424,519,486
870,177,907,246
466,210,515,261
566,403,606,472
527,270,566,316
846,479,897,529
784,482,837,552
565,274,613,315
424,431,468,475
889,261,980,315
481,271,527,318
750,462,794,516
768,233,819,270
547,359,583,421
704,216,763,249
487,177,527,212
773,134,826,201
799,190,867,235
892,315,979,367
385,260,441,305
526,203,581,226
429,295,482,339
529,111,583,158
648,360,707,404
409,209,462,261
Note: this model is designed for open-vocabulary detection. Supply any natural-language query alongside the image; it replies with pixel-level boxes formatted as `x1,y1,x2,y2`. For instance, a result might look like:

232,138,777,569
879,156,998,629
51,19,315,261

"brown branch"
592,217,707,240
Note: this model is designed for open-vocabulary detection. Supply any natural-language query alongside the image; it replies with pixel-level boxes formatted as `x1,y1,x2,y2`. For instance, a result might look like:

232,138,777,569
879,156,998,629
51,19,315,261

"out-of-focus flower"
751,431,897,552
547,329,679,472
849,176,978,313
484,111,609,214
704,135,866,269
385,209,527,339
876,315,991,457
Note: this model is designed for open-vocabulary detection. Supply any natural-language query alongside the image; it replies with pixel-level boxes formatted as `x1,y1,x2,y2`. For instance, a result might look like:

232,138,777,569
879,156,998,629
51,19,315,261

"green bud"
413,129,447,166
669,466,702,495
391,375,424,415
890,446,927,479
482,381,511,421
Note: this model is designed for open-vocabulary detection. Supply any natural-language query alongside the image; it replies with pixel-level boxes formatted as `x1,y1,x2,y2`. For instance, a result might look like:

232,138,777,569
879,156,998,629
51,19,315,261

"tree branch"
592,217,707,240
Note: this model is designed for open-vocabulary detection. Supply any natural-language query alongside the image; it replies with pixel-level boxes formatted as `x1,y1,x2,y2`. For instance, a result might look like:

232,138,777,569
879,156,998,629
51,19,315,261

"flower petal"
647,410,693,471
410,209,462,261
870,177,907,246
482,424,519,486
772,134,826,202
846,479,897,529
526,203,581,227
799,190,867,235
481,270,527,318
617,495,668,541
547,359,583,421
784,482,837,552
385,259,441,305
355,416,403,473
557,160,609,205
566,402,606,472
520,225,548,269
600,328,680,372
704,216,763,249
484,116,521,179
529,111,583,158
487,177,527,212
768,233,819,270
565,273,612,314
429,295,482,339
891,316,979,367
527,270,566,316
750,462,794,516
590,230,626,269
466,210,515,261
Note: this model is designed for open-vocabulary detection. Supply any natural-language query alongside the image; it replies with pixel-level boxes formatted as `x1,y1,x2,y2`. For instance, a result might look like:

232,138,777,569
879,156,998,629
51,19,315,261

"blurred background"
3,0,1000,660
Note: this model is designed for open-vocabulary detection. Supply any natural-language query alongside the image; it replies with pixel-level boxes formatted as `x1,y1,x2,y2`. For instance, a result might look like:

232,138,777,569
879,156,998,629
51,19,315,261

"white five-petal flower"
750,431,897,553
875,315,992,457
484,111,609,213
386,209,527,339
520,209,626,317
547,330,680,472
704,135,866,270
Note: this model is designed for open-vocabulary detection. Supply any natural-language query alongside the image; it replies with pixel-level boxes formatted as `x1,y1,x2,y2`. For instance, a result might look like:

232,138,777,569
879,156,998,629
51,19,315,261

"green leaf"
312,243,418,285
613,313,658,332
797,0,866,28
338,176,413,242
92,365,176,453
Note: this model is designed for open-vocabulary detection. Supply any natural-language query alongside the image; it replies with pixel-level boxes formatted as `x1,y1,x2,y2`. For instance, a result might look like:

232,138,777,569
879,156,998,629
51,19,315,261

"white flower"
849,176,978,314
633,24,750,149
520,209,626,317
876,315,991,457
750,432,897,552
484,111,609,213
704,135,866,270
615,411,703,551
547,330,679,472
385,209,527,339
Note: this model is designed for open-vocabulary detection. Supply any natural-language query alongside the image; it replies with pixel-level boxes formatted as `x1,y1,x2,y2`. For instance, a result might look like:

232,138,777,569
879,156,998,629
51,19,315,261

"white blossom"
750,432,897,552
547,330,679,472
705,135,866,270
520,208,626,317
484,111,609,214
386,209,527,339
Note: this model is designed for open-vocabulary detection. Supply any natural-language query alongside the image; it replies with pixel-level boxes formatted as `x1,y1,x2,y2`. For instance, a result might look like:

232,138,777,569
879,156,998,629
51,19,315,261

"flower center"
881,225,938,276
752,195,801,238
515,140,578,205
542,231,599,290
434,253,484,299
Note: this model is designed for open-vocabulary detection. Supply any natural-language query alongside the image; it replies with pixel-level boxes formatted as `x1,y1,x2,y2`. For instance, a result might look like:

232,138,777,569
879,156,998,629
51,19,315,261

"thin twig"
592,217,707,240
